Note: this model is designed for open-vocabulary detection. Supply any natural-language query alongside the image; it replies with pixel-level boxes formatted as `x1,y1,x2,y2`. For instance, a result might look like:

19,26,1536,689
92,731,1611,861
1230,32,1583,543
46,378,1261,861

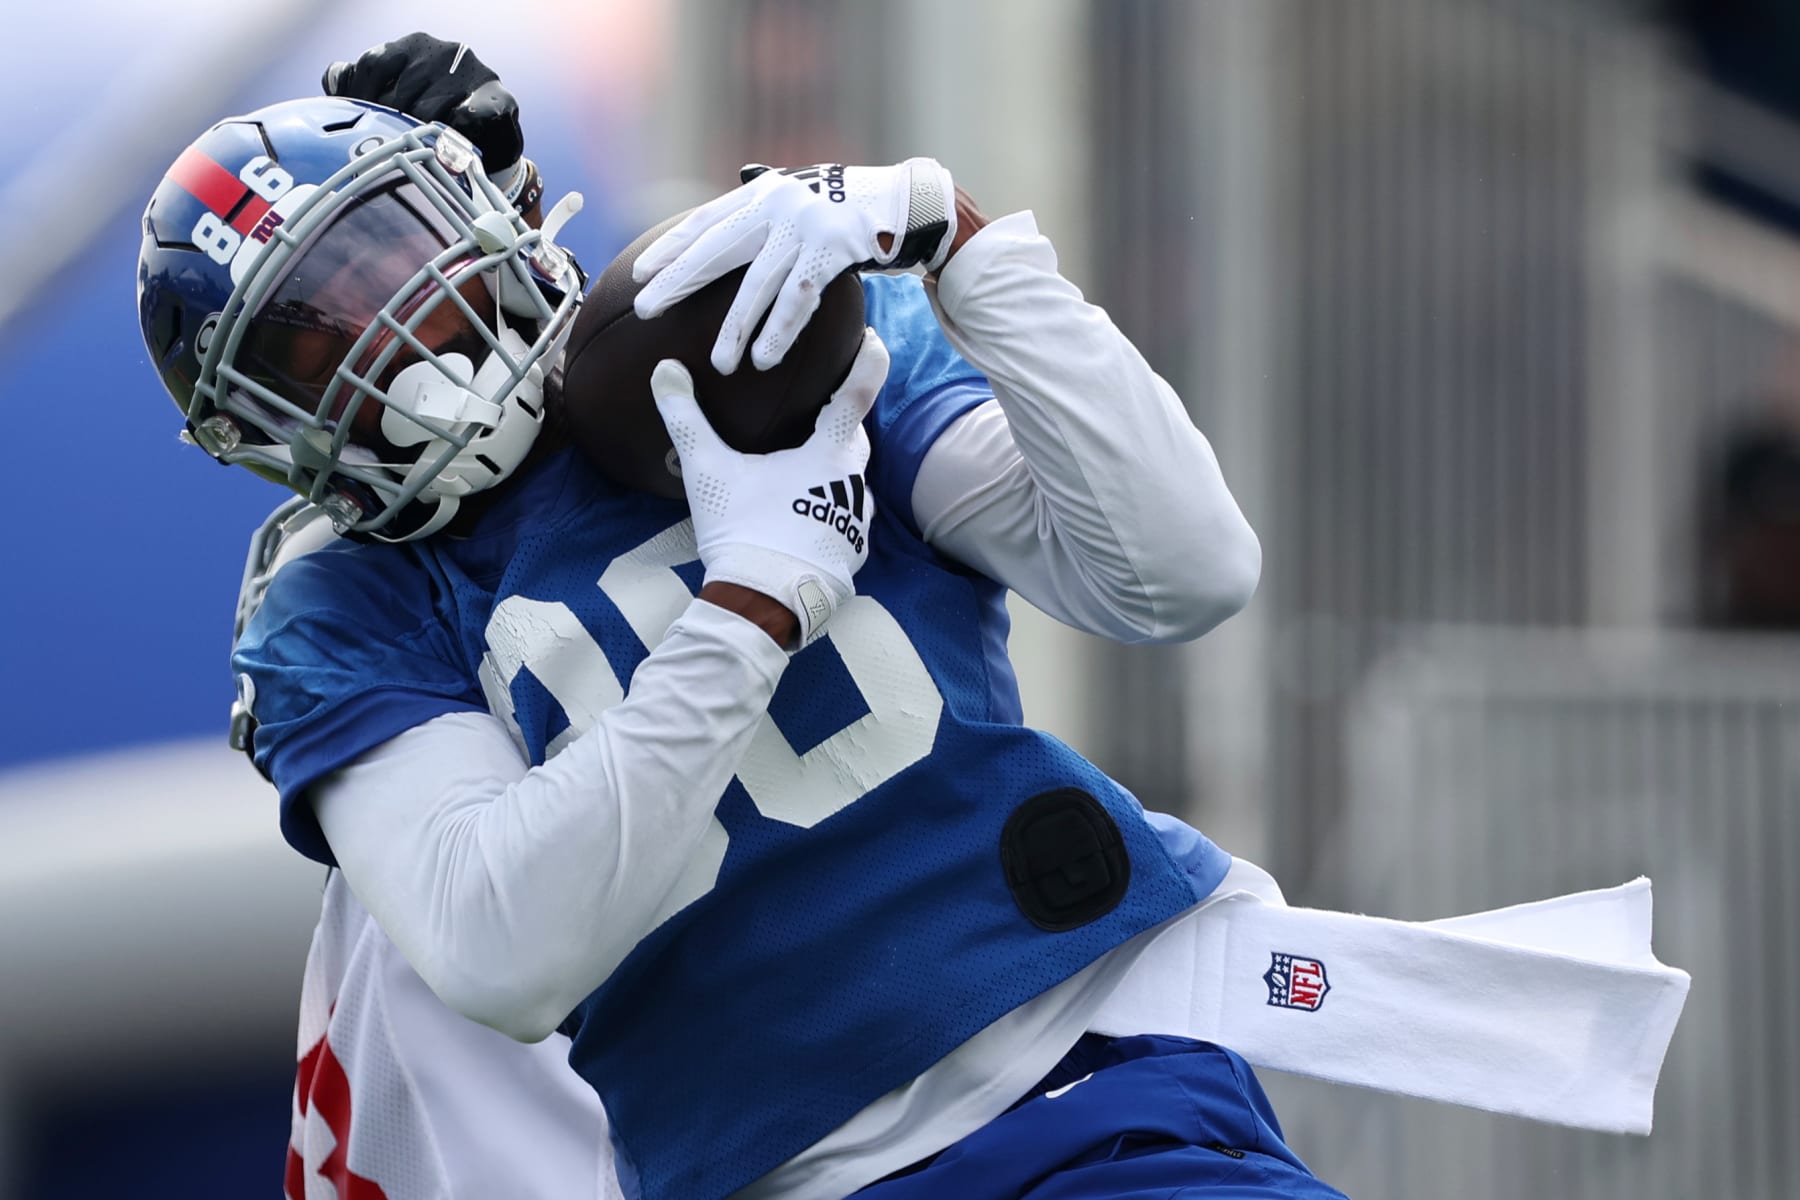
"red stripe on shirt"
168,145,249,219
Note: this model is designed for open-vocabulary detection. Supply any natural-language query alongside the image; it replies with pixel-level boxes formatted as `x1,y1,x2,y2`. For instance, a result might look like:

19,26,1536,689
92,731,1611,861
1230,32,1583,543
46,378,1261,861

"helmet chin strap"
386,324,547,516
390,492,463,541
382,353,499,437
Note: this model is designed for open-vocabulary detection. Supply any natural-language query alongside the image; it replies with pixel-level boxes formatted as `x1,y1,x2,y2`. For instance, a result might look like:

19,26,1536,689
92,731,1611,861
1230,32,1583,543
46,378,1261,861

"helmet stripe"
229,193,276,237
167,145,251,223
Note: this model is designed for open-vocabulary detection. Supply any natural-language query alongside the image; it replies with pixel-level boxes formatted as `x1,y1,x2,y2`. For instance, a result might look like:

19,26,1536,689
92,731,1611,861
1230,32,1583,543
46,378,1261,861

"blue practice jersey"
236,274,1232,1200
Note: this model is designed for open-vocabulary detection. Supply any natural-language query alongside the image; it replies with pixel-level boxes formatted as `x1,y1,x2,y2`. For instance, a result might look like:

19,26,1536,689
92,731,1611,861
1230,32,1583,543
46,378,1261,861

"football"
556,213,867,499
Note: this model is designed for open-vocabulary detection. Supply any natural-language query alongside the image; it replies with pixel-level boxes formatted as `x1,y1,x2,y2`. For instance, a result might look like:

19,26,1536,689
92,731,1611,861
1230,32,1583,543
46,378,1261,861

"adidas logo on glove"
775,162,848,203
794,476,867,554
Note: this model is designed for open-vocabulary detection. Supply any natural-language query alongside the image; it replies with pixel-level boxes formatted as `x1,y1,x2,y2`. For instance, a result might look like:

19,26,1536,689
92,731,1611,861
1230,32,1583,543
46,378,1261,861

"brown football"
556,213,866,499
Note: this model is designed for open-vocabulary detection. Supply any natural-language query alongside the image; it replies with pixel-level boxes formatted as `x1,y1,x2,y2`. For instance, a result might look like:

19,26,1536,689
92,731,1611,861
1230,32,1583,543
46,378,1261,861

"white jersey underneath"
285,871,618,1200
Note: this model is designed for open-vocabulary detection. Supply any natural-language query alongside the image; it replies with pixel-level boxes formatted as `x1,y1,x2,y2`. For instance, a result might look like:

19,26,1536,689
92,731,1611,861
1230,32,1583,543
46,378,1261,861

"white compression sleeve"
915,211,1260,644
310,598,789,1042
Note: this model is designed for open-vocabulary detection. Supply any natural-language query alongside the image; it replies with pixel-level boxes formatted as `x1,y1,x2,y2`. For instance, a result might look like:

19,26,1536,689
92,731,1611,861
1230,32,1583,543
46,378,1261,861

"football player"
142,32,1342,1200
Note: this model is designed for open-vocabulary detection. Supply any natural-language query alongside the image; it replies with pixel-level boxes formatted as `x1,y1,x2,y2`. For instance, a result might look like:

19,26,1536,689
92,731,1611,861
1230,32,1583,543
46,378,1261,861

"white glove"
632,159,956,375
651,328,890,645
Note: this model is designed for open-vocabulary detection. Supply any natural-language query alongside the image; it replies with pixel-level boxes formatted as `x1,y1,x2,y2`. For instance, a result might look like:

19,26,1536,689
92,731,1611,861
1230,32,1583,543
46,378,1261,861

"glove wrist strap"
704,552,847,648
897,159,956,272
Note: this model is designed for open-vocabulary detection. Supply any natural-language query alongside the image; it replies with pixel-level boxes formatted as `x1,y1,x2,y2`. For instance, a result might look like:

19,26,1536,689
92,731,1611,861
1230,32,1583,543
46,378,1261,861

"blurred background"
1,0,1795,1195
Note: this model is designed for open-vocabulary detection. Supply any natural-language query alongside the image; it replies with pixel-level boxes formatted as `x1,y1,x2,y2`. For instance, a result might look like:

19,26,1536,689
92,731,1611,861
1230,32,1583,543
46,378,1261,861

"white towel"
1089,866,1690,1135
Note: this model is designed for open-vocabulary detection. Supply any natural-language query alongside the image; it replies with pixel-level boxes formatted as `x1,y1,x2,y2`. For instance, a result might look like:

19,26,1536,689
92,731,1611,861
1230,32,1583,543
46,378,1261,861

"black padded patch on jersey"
1000,788,1131,932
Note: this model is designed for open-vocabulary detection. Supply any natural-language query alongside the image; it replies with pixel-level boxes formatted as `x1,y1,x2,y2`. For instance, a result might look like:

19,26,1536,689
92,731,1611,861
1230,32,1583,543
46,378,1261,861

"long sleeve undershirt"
310,210,1261,1043
914,211,1259,644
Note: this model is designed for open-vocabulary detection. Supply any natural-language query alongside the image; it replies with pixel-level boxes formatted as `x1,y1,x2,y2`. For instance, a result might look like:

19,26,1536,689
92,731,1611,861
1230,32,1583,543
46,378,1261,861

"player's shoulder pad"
238,539,446,672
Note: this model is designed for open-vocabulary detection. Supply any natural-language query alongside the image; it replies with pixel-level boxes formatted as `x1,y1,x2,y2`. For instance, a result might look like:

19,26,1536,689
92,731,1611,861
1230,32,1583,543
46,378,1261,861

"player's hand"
652,328,888,646
323,32,524,175
633,160,956,375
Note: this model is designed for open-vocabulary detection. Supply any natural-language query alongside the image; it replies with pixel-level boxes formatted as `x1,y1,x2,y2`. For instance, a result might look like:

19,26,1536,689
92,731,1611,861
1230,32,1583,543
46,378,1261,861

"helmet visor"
233,172,502,450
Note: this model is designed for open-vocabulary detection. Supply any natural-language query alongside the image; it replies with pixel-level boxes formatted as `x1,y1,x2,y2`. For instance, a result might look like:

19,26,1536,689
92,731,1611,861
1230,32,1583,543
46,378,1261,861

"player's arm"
636,166,1259,643
909,204,1261,643
286,341,883,1043
309,611,785,1042
229,519,789,1043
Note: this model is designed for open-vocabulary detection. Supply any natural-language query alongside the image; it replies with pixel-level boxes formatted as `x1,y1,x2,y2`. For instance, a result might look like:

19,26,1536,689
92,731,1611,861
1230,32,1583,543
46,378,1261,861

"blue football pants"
856,1033,1350,1199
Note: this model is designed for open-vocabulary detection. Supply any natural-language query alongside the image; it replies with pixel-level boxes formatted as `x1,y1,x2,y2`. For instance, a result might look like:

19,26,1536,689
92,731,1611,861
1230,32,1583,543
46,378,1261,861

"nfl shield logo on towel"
1264,951,1331,1011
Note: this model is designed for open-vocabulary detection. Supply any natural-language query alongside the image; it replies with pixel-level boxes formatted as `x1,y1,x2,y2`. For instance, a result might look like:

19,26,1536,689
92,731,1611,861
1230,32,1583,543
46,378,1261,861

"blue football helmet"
138,96,584,541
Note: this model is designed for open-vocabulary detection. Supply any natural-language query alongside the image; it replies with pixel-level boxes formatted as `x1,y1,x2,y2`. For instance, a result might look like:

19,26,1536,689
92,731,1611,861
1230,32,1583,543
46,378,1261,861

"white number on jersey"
477,520,944,925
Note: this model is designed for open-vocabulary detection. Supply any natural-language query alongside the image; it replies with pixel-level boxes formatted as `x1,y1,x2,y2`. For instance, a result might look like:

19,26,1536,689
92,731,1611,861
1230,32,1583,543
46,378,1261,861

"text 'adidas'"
793,476,867,554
